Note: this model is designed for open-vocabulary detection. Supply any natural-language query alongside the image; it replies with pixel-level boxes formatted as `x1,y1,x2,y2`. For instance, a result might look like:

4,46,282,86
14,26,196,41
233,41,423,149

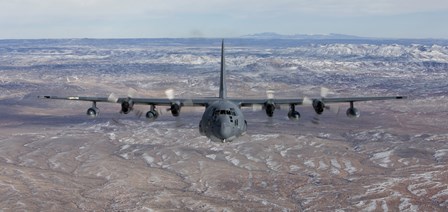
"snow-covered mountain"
1,38,446,99
242,32,365,40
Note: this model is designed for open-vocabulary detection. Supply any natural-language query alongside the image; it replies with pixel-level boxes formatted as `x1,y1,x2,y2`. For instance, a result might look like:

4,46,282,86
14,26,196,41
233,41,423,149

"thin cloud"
0,0,447,38
2,0,447,17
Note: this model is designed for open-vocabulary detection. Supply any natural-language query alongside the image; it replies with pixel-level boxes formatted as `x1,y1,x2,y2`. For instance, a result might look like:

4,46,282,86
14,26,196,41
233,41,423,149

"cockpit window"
214,110,237,116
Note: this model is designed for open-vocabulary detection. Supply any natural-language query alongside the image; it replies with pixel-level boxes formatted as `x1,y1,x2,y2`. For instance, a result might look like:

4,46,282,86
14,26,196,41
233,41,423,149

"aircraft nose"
219,123,232,139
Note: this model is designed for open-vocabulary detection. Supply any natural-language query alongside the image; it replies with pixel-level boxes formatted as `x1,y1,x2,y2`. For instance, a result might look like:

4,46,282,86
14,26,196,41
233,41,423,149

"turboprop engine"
169,102,181,117
121,99,134,114
312,99,325,115
265,102,275,117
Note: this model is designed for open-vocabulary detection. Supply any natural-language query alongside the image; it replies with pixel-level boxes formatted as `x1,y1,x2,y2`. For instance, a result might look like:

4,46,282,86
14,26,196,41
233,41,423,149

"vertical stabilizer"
219,40,227,99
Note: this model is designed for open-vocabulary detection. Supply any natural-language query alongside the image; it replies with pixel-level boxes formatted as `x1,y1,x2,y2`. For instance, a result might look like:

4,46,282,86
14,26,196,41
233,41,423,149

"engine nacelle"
86,107,100,117
121,100,134,114
170,103,181,117
265,102,275,117
312,99,325,115
288,110,301,120
346,107,360,118
145,110,159,121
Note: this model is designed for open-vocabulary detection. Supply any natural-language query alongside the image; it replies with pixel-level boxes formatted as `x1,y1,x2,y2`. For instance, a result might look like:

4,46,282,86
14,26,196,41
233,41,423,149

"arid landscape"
0,38,447,211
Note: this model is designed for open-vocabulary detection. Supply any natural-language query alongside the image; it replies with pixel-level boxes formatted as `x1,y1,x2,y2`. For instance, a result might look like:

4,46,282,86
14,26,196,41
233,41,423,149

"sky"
0,0,447,39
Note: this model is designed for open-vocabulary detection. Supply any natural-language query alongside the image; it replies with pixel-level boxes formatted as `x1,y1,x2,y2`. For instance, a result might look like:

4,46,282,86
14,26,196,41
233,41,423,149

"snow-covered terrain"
0,38,447,211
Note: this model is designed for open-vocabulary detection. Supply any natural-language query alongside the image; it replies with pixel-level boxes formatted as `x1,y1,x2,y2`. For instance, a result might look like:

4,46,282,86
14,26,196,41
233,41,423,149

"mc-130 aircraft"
39,41,406,142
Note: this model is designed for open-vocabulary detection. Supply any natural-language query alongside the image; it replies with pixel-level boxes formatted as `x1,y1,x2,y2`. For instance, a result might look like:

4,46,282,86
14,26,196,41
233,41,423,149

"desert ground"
0,39,447,211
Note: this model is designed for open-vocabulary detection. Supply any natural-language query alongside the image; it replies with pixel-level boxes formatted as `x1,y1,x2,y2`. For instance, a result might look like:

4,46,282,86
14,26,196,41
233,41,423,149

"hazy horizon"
0,32,447,41
1,0,448,39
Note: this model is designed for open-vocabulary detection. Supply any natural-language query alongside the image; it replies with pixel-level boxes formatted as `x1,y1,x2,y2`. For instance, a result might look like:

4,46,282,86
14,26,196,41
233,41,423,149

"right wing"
229,95,406,118
319,96,406,103
231,96,406,107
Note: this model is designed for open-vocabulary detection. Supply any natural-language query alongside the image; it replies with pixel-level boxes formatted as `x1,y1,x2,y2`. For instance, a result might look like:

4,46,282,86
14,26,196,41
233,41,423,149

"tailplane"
219,40,227,99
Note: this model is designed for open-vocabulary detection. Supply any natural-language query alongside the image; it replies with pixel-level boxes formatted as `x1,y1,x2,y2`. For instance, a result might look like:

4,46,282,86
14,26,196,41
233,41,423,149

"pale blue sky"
1,0,447,39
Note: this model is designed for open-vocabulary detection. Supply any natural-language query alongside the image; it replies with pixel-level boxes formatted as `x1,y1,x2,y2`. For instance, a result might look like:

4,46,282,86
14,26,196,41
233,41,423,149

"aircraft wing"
129,97,217,106
319,96,406,103
38,96,111,102
232,98,302,106
233,96,406,107
39,95,405,106
38,95,216,106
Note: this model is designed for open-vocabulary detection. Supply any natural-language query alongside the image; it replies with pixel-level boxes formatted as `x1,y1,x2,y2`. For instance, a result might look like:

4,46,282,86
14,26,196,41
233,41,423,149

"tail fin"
219,39,227,99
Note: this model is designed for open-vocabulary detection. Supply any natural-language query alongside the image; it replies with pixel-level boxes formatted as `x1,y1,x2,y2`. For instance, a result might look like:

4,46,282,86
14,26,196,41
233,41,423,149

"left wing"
38,95,216,106
38,95,218,118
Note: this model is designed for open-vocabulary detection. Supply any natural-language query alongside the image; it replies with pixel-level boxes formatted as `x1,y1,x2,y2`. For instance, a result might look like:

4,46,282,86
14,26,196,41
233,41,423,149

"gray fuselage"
199,100,247,142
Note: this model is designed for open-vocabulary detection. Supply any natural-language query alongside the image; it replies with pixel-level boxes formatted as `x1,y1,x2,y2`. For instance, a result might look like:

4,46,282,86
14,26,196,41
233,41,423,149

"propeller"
252,90,275,111
302,87,340,125
311,115,320,125
165,88,174,100
301,95,320,125
311,105,342,125
108,87,143,119
266,90,275,99
328,104,341,116
107,92,124,123
108,92,119,103
107,87,137,103
134,109,144,118
303,87,328,105
320,87,341,114
127,87,137,98
303,96,313,106
321,87,329,98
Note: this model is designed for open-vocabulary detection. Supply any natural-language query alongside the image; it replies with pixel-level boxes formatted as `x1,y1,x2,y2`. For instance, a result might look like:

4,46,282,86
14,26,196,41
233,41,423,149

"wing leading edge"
38,95,215,107
232,96,406,107
39,95,406,107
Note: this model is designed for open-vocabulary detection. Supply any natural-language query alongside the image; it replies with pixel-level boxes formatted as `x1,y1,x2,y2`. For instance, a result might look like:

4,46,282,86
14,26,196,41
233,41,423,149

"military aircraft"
39,41,406,142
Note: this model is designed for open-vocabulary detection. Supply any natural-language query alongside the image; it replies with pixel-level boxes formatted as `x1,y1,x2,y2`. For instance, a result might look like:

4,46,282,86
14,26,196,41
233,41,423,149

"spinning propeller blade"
165,89,175,100
108,93,119,103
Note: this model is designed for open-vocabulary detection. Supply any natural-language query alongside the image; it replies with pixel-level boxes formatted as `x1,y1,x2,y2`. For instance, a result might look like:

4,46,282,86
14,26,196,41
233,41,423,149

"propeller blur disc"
266,90,275,99
128,87,137,98
165,89,175,100
108,93,119,103
321,87,329,98
303,96,313,105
